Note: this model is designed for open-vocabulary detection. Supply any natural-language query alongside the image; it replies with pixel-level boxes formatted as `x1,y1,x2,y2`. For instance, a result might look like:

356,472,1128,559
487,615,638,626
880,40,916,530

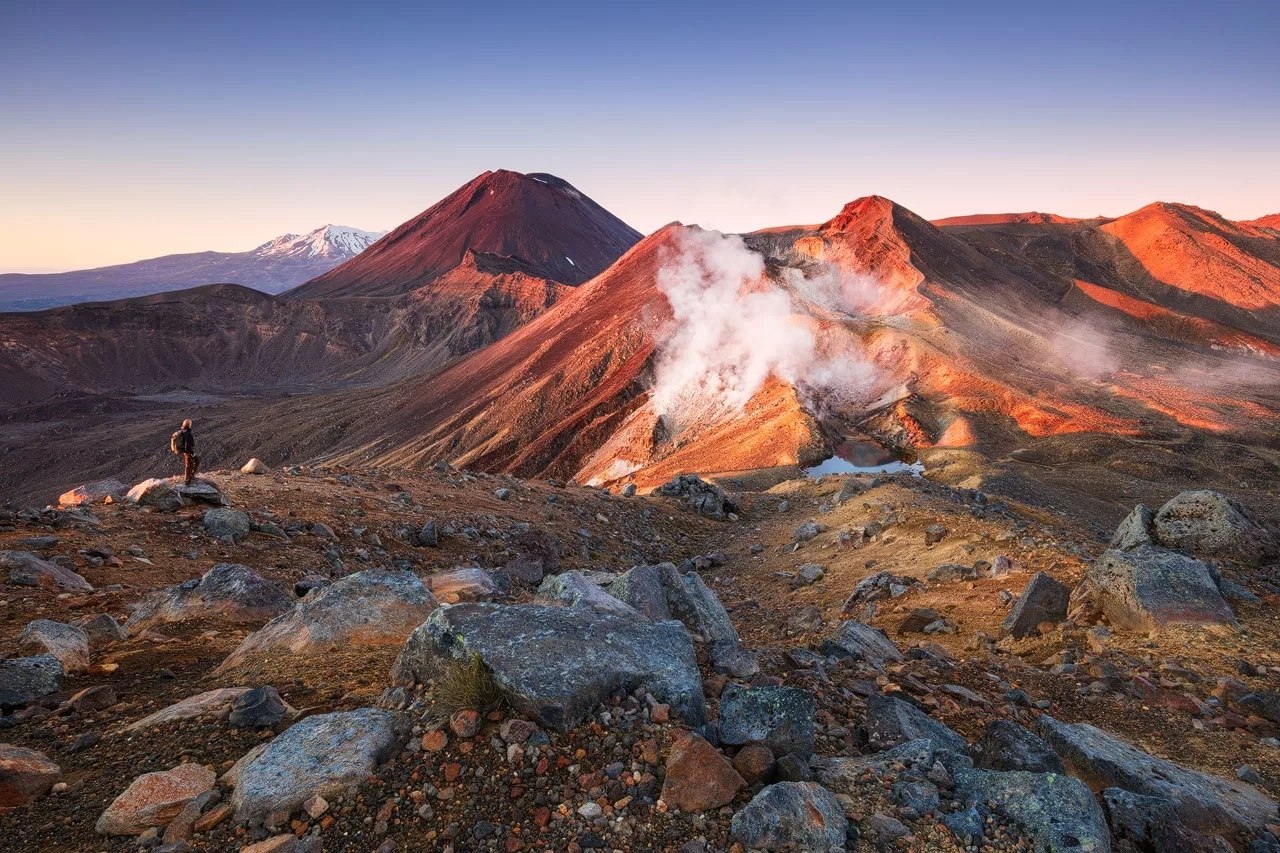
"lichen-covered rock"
1037,715,1278,844
216,570,438,674
819,620,903,667
126,478,183,512
0,745,61,806
393,603,706,732
660,732,744,812
730,781,848,851
607,563,671,621
1001,571,1070,638
719,685,816,759
1152,490,1278,564
0,655,64,709
18,619,90,673
229,709,404,824
127,563,291,632
58,478,127,508
1110,504,1155,551
425,566,500,603
203,508,252,543
861,694,969,758
535,571,639,617
1087,546,1235,632
0,551,92,592
972,721,1065,774
96,762,216,835
953,767,1111,852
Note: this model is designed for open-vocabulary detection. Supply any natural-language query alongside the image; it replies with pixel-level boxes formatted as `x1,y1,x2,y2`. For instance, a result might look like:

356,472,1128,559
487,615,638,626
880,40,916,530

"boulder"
1152,490,1278,564
819,620,903,668
241,458,270,475
535,571,640,618
1110,504,1156,550
654,474,738,520
75,613,128,644
425,566,501,603
126,478,183,511
1087,546,1236,632
972,721,1065,774
841,571,918,612
228,686,288,729
861,694,969,758
0,744,61,806
660,732,745,812
796,563,825,584
0,655,64,709
392,603,706,732
1102,787,1234,852
96,762,216,835
607,563,671,621
0,550,92,592
242,836,322,853
1001,571,1070,638
18,619,90,673
230,708,403,824
499,529,561,584
202,508,252,543
1037,715,1278,844
125,688,253,731
127,563,292,631
173,479,227,506
813,739,937,791
953,767,1111,852
216,570,438,674
719,685,816,759
730,781,848,851
66,684,117,713
58,478,127,508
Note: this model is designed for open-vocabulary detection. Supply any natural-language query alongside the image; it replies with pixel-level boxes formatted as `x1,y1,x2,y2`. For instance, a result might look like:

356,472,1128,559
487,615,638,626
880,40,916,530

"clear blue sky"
2,0,1278,270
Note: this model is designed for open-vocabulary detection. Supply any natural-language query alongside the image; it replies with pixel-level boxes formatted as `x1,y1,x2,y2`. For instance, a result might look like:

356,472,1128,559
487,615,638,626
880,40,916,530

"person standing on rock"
171,419,200,485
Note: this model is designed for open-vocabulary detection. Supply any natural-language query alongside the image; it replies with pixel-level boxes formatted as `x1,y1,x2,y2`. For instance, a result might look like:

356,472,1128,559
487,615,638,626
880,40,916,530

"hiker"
171,419,200,485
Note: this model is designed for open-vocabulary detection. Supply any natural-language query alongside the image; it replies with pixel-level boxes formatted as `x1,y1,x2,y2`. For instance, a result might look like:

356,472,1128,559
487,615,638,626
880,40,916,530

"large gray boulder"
425,566,501,603
972,721,1064,774
230,709,403,824
1110,504,1156,551
1037,715,1278,844
216,570,438,674
174,479,227,506
861,694,969,758
1102,787,1234,852
0,551,92,592
1001,571,1070,638
203,508,252,543
126,478,183,512
392,602,706,732
127,563,291,632
813,739,937,790
19,619,90,673
953,767,1111,852
535,571,640,618
719,686,816,759
1087,546,1236,632
58,478,127,508
607,563,671,621
819,620,903,668
730,781,848,851
1152,491,1278,564
0,655,65,709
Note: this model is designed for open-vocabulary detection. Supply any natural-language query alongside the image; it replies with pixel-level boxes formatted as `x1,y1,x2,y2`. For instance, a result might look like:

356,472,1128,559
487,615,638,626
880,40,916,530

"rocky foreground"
1,463,1279,852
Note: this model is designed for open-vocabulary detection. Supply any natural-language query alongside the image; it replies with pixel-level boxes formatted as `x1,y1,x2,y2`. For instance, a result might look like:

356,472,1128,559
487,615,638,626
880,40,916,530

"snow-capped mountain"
0,225,385,311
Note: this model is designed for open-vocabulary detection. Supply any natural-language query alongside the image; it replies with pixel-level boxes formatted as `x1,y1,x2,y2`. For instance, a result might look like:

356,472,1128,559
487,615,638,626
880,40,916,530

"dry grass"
429,654,505,719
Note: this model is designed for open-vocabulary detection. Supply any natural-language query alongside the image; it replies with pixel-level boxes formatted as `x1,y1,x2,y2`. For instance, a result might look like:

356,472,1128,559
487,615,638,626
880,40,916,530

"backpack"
170,431,182,455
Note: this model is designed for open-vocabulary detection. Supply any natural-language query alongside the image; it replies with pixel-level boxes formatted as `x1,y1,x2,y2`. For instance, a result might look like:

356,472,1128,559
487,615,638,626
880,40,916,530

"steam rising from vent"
651,228,878,428
1050,320,1119,379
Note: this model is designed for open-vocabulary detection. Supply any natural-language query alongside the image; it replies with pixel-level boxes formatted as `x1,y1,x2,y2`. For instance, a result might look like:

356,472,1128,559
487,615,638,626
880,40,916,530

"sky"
2,0,1278,272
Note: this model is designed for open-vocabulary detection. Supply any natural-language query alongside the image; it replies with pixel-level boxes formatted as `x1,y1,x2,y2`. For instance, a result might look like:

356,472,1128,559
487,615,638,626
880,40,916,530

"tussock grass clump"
430,654,505,718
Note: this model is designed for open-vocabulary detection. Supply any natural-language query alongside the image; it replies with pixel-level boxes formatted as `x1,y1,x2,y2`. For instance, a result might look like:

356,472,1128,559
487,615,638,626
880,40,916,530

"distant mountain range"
0,225,384,311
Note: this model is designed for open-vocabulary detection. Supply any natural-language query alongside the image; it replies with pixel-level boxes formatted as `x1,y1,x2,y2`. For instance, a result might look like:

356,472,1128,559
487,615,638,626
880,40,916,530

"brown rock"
95,762,216,836
660,733,745,812
450,709,481,738
0,744,61,805
242,835,322,853
421,729,448,751
193,802,232,832
68,684,117,714
732,743,776,785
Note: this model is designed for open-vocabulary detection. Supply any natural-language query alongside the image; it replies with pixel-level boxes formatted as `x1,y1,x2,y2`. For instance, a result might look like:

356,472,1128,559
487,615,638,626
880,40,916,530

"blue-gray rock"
127,563,291,632
535,571,639,618
730,781,848,851
19,619,89,673
1087,546,1236,632
215,570,438,674
203,508,252,543
893,779,940,816
861,694,969,758
0,655,64,709
1102,787,1234,853
813,739,937,791
228,686,287,729
605,564,670,620
1110,504,1156,551
230,708,404,824
392,603,706,732
1152,491,1278,565
719,686,816,758
944,805,984,845
819,620,903,668
954,767,1111,852
1038,715,1278,844
1002,571,1070,638
973,720,1065,774
0,551,92,592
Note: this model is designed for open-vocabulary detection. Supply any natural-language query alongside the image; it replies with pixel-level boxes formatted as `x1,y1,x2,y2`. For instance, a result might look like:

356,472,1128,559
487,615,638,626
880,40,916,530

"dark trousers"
182,453,200,484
